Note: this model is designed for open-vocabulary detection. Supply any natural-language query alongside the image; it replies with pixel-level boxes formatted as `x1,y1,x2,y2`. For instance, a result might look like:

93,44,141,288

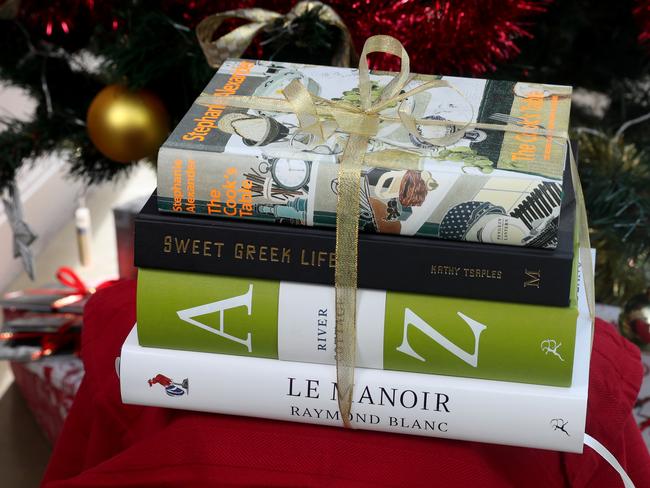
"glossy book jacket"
157,58,572,248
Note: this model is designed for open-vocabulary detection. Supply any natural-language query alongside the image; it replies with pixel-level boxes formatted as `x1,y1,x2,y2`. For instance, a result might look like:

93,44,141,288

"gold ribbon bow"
197,35,595,428
196,1,356,69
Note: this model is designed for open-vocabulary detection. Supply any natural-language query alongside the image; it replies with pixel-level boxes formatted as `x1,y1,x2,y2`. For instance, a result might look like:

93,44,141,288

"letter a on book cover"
138,272,280,359
177,285,254,352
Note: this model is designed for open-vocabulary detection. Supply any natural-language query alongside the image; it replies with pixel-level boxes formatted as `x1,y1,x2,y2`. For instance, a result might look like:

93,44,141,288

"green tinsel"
576,130,650,304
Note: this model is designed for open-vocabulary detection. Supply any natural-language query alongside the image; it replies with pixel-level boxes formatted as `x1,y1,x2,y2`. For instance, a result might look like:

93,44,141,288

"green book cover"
137,258,579,386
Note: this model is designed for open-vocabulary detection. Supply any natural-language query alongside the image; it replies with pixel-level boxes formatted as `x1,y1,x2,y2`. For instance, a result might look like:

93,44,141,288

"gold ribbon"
197,35,595,426
196,1,356,69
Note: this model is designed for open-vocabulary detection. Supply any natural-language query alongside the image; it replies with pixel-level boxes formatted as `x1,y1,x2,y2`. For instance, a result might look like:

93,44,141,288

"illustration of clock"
258,158,312,191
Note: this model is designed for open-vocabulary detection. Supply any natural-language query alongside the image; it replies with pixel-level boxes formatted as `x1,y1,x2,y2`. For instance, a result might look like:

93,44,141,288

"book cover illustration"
158,59,572,248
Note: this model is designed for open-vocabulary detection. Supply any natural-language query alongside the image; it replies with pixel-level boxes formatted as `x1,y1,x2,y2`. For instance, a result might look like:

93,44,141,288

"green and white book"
137,254,579,386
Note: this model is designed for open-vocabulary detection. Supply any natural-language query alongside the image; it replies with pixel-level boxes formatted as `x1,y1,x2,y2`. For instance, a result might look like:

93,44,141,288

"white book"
119,263,592,453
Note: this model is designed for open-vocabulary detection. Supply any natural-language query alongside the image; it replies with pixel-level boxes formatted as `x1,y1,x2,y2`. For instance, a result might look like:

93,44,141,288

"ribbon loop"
56,266,92,295
283,79,325,144
196,2,357,69
358,35,410,110
196,9,281,68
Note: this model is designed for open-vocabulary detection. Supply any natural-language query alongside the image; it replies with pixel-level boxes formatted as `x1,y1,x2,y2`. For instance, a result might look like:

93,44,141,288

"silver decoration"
2,180,37,280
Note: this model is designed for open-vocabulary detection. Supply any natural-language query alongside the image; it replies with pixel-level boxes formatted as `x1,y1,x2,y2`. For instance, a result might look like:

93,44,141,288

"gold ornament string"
196,34,595,426
196,1,356,69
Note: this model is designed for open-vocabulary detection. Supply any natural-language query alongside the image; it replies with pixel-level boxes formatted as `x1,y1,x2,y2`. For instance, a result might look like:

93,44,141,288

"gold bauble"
86,84,170,163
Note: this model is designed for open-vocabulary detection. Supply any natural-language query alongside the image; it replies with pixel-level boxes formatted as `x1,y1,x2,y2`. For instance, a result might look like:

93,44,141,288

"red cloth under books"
42,281,650,488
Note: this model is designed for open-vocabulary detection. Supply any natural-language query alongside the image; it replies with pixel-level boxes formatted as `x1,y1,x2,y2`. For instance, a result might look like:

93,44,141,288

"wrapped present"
11,357,84,444
0,268,93,319
155,34,586,423
0,313,82,361
157,48,572,249
1,267,117,359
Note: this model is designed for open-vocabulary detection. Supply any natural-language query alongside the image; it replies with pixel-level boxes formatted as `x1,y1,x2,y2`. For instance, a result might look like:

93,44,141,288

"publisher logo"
541,339,564,362
148,374,189,397
550,418,570,436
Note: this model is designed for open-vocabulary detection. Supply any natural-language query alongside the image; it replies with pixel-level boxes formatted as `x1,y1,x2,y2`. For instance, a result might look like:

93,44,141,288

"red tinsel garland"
176,0,549,75
14,0,548,76
635,0,650,47
329,0,549,75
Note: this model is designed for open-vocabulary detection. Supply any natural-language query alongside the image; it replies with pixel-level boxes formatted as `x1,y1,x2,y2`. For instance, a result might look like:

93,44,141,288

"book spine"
156,144,563,249
119,326,586,453
136,268,578,386
134,215,573,306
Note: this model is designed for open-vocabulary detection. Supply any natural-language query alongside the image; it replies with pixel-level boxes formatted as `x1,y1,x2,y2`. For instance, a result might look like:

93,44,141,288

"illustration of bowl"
218,113,290,146
254,67,321,101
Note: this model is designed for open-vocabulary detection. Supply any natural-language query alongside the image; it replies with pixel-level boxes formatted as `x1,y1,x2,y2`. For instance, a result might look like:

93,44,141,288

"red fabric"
42,281,650,488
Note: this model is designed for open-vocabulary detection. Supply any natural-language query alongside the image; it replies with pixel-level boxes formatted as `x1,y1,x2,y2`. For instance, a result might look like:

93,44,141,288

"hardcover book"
136,245,579,386
137,160,574,306
121,259,591,453
157,58,572,249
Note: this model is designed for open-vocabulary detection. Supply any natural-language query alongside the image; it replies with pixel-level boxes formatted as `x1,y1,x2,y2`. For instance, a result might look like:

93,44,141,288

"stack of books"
119,58,592,453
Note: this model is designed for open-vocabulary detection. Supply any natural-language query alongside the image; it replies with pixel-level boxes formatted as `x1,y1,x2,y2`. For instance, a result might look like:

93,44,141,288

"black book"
135,164,576,306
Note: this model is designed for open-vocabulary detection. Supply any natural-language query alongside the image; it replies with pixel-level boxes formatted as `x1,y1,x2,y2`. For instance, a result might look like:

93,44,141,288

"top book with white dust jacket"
157,58,572,249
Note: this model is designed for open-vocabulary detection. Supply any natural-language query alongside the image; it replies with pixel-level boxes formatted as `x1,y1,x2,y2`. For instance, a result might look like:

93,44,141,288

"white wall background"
0,85,88,292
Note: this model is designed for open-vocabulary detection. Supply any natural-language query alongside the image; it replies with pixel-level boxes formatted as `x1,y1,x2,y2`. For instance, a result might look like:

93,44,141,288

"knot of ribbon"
196,1,356,69
196,34,594,428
